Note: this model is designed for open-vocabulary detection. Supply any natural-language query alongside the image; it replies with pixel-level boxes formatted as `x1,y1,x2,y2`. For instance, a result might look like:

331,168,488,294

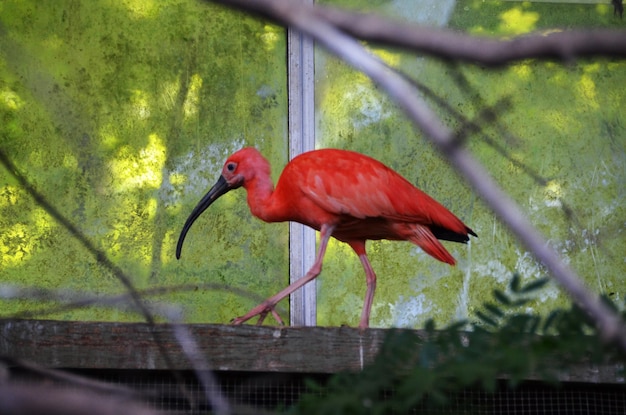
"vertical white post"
288,14,317,326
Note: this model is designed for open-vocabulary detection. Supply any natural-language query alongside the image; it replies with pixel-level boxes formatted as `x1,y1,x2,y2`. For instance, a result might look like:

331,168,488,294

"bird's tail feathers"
409,225,456,265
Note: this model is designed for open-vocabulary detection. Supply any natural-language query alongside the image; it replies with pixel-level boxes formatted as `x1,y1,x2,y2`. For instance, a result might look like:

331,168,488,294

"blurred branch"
0,383,159,415
0,284,235,415
403,72,549,185
212,0,626,65
317,10,626,65
0,150,154,325
0,357,140,398
204,0,626,350
0,283,286,321
0,149,230,415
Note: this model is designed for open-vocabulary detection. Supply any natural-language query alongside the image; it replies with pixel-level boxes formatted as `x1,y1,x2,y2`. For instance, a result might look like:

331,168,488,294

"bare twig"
0,150,230,414
0,151,154,325
170,323,231,415
0,383,160,415
0,357,140,398
211,0,626,65
0,283,286,322
205,0,626,350
315,7,626,65
0,284,234,415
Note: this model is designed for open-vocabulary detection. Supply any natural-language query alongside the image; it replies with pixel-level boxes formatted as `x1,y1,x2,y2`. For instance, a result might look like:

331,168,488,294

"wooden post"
287,1,317,327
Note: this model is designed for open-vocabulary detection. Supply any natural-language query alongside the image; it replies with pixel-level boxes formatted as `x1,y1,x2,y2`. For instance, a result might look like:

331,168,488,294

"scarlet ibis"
176,147,476,329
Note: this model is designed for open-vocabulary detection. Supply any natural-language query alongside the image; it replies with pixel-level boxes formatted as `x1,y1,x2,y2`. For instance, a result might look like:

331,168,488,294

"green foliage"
290,275,625,414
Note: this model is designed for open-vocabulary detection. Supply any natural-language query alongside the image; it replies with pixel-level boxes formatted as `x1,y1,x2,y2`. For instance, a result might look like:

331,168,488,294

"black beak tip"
175,174,230,263
175,242,184,260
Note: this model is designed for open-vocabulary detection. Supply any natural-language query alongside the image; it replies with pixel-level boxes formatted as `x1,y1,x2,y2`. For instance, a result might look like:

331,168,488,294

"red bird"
176,147,476,329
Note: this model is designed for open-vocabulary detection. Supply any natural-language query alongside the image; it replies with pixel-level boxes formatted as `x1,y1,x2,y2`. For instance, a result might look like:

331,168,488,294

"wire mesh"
7,367,626,415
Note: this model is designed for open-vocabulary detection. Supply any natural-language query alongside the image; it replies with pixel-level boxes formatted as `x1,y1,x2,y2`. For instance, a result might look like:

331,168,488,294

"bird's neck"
244,176,279,222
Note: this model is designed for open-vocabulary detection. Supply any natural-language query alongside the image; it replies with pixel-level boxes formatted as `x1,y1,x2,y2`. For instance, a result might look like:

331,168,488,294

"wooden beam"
0,319,623,385
0,319,387,373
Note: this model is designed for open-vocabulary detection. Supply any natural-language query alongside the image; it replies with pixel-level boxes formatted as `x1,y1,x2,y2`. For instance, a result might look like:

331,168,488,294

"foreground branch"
316,8,626,65
206,0,626,350
216,0,626,65
0,150,230,415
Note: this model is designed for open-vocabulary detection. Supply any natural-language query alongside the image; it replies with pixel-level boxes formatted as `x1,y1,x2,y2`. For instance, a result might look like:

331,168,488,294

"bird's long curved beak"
176,175,231,259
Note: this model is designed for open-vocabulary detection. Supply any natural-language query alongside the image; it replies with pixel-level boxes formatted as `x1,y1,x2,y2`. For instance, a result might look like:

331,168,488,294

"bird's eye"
226,162,236,172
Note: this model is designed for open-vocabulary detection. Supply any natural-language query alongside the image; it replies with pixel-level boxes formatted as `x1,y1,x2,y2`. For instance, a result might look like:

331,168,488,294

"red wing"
276,149,473,264
302,163,425,220
292,149,457,228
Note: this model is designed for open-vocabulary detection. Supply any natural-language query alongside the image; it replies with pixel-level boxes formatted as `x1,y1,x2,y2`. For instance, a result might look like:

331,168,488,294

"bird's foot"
230,316,247,325
255,308,285,326
231,302,285,326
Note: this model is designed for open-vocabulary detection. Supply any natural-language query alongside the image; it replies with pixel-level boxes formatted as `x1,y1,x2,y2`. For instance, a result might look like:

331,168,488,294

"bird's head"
175,147,268,259
219,147,269,189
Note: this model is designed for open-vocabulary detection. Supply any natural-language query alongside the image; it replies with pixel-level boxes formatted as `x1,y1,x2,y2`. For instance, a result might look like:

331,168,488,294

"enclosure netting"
7,367,626,415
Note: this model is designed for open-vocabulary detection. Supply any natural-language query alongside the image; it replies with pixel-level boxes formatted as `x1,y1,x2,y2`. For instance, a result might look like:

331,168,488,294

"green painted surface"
0,1,288,322
315,0,625,327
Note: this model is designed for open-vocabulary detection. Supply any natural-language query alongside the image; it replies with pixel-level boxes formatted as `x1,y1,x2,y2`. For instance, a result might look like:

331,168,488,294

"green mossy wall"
0,0,624,328
0,1,288,322
315,0,625,327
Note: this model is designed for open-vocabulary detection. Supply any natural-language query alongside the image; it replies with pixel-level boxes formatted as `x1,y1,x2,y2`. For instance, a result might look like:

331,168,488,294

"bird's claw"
266,308,285,326
230,303,285,326
230,316,245,325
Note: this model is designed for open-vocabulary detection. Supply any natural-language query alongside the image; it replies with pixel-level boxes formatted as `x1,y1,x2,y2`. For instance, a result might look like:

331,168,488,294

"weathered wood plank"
0,319,623,384
0,319,388,373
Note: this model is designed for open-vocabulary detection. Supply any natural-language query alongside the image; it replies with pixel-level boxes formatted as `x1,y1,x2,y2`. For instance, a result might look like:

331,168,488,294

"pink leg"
349,242,377,330
231,224,335,326
358,255,377,329
252,307,285,326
